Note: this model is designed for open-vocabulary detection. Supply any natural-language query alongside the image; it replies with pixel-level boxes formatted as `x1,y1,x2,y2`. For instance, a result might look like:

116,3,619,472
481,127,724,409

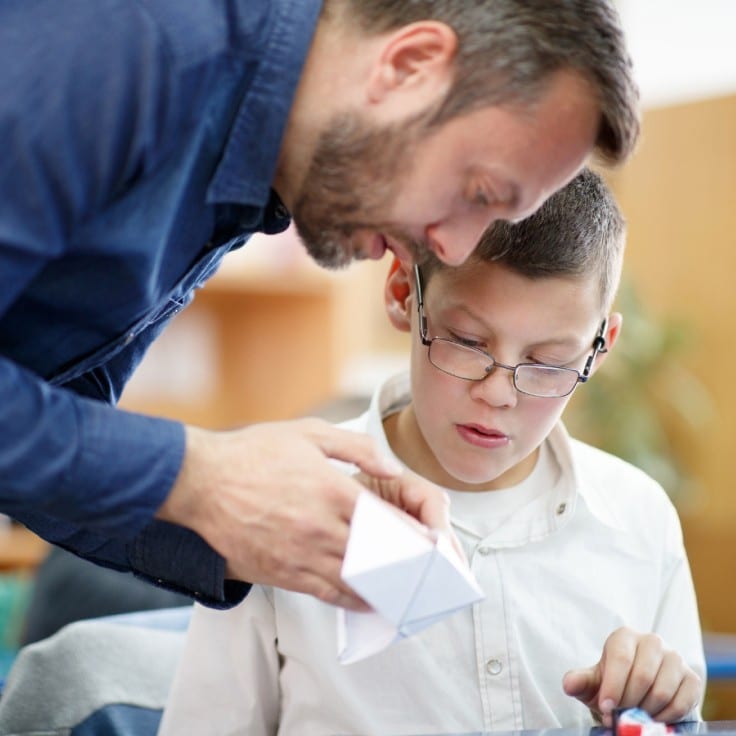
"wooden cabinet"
119,227,403,428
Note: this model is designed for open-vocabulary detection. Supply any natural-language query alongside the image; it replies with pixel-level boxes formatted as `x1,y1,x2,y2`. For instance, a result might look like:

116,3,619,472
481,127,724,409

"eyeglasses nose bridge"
482,358,515,378
480,358,518,392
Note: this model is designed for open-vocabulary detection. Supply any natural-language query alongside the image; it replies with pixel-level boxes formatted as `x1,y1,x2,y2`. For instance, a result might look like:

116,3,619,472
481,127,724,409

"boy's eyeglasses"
413,265,608,399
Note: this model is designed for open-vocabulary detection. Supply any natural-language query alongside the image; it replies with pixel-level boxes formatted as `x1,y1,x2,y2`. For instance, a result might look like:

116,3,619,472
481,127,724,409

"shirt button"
477,546,492,556
275,203,290,219
485,659,503,675
123,332,135,346
556,502,567,515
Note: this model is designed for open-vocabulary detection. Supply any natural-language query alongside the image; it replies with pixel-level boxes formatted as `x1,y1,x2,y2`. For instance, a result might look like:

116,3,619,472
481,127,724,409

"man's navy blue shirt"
0,0,322,606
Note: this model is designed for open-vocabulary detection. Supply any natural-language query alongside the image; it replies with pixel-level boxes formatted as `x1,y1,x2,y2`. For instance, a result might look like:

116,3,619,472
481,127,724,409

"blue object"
703,632,736,680
98,605,192,631
71,704,163,736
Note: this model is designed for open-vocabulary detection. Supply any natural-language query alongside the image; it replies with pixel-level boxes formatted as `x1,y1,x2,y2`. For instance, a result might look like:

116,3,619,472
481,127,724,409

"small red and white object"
613,708,675,736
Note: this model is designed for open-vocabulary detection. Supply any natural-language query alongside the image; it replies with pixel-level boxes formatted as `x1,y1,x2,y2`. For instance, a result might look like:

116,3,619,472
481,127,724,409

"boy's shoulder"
568,434,662,488
564,431,679,526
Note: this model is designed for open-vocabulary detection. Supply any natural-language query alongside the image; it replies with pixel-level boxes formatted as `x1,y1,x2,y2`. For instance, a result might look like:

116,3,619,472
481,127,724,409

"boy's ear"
366,21,456,107
590,312,623,375
384,257,414,333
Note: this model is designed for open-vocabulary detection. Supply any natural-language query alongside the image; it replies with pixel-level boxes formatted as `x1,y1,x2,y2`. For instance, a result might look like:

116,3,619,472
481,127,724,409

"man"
0,0,639,610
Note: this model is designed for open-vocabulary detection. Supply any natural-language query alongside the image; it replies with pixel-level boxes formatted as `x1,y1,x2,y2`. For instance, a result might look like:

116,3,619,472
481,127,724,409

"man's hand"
562,627,702,726
157,418,454,609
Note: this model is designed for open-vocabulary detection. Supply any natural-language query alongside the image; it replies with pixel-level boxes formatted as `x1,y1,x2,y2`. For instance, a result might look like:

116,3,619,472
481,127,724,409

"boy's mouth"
456,423,509,448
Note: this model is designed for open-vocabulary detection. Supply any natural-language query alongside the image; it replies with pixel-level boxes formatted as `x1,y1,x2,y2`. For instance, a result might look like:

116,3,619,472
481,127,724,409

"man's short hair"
328,0,639,165
423,168,626,313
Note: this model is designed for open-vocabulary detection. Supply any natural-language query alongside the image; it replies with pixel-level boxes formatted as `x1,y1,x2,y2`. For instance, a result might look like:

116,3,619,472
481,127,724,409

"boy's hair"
325,1,639,165
422,168,626,313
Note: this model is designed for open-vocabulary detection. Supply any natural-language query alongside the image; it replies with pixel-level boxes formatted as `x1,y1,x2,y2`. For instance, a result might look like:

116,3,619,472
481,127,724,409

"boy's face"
390,260,617,491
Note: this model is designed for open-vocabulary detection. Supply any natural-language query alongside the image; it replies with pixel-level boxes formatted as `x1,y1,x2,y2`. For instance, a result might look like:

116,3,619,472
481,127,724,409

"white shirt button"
485,658,503,675
477,546,492,556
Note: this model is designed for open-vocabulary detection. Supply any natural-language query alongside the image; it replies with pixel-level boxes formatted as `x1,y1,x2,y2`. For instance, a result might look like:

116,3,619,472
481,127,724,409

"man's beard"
291,111,431,270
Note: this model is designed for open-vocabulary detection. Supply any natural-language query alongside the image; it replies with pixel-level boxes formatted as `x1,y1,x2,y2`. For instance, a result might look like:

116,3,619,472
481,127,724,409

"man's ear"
366,21,457,108
590,312,622,376
384,257,414,333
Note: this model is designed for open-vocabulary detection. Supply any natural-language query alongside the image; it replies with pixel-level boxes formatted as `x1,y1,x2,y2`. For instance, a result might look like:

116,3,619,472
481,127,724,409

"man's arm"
0,355,245,606
0,358,183,533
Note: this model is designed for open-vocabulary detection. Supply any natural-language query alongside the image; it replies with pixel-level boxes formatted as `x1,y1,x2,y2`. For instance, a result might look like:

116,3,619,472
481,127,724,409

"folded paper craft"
337,491,484,664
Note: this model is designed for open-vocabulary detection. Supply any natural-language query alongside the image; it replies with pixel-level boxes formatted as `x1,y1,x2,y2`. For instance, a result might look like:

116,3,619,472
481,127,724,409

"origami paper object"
337,491,484,664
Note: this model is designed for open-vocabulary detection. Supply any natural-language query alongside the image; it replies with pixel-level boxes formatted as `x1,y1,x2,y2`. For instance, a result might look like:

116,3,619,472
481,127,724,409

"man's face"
402,260,605,491
292,70,599,269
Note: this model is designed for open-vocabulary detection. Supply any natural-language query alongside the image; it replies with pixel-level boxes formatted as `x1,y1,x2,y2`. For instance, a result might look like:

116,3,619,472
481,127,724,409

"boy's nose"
425,211,496,266
469,364,518,408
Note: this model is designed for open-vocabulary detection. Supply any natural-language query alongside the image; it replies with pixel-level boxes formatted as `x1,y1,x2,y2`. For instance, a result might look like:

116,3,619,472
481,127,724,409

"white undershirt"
447,439,560,540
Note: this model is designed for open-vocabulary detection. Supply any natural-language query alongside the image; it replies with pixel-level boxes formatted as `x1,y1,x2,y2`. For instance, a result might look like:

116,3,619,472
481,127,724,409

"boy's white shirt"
159,372,705,736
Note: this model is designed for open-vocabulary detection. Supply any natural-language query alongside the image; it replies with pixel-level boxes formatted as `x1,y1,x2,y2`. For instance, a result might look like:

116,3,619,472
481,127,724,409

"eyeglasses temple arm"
580,318,609,381
413,264,430,343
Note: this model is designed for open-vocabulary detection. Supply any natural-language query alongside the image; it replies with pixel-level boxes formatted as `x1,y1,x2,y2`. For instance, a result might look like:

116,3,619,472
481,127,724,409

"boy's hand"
562,627,702,727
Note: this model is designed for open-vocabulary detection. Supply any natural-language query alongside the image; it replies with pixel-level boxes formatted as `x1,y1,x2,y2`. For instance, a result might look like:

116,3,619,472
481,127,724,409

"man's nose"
425,211,496,266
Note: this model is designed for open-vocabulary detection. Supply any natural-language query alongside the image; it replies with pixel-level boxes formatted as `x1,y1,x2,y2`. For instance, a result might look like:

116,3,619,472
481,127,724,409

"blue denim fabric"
0,0,321,605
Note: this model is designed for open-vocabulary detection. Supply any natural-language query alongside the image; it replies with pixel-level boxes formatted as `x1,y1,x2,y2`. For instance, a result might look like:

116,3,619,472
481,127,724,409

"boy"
159,170,704,734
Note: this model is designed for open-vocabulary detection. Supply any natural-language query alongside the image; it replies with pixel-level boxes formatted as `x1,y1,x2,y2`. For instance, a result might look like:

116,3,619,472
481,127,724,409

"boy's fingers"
651,674,702,723
615,633,665,709
596,628,638,710
563,666,600,702
641,650,702,721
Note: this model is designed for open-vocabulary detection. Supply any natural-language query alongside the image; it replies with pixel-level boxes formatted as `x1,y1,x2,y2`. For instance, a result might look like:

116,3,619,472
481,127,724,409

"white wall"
618,0,736,108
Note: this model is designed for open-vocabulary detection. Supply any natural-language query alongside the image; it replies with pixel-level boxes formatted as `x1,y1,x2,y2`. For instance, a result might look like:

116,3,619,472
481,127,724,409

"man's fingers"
298,571,371,611
306,420,405,478
228,543,369,611
357,467,451,530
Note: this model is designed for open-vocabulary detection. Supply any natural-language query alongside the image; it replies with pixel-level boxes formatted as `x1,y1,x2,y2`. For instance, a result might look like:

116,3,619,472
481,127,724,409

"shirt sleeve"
0,354,255,606
0,356,183,534
159,588,281,735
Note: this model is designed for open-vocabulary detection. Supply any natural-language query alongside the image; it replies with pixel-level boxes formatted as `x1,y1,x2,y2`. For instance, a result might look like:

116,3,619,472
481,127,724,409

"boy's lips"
456,423,509,449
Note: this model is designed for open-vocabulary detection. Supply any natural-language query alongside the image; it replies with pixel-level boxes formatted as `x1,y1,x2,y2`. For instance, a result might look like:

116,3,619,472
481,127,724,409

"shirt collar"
207,0,323,207
546,422,626,532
